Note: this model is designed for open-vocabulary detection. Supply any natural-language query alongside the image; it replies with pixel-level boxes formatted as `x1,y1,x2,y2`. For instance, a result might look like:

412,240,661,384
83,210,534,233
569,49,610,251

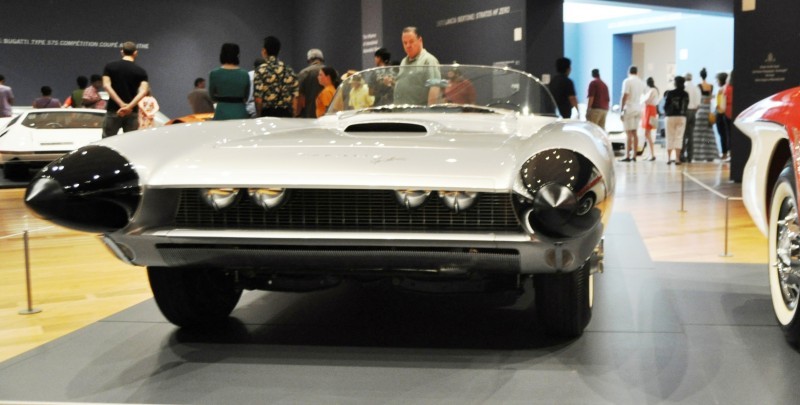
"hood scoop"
345,122,428,133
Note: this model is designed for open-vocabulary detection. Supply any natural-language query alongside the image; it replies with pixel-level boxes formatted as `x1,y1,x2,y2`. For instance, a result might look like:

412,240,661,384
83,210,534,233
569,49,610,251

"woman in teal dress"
208,43,250,120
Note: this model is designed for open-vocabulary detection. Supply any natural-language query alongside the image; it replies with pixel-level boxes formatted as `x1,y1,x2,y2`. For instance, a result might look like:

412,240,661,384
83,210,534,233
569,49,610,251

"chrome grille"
173,189,523,233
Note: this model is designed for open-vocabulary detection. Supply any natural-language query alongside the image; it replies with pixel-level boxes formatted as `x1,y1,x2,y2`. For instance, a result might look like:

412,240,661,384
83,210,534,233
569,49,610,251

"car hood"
99,114,557,191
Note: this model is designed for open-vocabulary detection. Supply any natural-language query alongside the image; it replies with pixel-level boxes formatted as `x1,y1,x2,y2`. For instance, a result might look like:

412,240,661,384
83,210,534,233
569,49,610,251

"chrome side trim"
149,229,534,243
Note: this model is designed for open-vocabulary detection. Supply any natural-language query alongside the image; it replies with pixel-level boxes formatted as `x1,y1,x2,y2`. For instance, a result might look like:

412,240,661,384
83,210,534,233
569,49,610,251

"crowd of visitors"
0,31,734,161
573,62,734,164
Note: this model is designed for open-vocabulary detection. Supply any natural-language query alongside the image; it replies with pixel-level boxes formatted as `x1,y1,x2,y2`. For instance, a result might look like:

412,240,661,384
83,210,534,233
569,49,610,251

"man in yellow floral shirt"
254,36,299,117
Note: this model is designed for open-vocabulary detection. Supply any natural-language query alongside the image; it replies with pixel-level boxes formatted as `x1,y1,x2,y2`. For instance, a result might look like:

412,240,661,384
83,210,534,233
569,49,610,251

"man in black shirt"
102,41,149,137
548,57,579,119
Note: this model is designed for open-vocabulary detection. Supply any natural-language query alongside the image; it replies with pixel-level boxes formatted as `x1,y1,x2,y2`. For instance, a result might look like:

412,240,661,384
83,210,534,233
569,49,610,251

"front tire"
769,166,800,345
534,261,592,338
147,266,243,328
3,162,28,180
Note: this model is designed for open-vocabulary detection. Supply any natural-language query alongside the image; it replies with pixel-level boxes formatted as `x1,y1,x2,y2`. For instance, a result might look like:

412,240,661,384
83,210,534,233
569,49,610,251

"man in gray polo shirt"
393,26,441,105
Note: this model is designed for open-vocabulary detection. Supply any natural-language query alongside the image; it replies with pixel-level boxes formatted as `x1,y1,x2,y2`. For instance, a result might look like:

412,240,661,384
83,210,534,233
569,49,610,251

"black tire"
534,261,592,338
768,166,800,345
3,162,28,180
147,266,243,328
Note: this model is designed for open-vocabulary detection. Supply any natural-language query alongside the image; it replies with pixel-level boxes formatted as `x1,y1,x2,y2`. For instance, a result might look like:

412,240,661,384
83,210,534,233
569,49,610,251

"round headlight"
394,190,431,209
516,148,605,238
248,188,288,210
439,191,478,213
200,188,240,210
24,145,141,233
521,149,586,194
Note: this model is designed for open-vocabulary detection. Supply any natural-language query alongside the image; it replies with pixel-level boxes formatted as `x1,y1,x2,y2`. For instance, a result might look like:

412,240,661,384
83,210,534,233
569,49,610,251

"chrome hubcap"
776,200,800,310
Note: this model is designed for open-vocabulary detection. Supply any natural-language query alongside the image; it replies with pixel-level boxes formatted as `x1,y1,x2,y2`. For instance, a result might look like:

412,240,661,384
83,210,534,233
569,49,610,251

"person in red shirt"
585,68,609,129
714,71,733,161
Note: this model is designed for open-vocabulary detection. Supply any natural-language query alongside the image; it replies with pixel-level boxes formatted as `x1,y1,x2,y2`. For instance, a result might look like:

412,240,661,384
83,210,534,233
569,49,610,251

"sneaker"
618,157,633,162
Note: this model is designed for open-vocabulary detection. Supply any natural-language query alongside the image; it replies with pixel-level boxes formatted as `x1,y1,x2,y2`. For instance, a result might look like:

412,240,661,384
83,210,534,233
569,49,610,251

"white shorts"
622,110,641,132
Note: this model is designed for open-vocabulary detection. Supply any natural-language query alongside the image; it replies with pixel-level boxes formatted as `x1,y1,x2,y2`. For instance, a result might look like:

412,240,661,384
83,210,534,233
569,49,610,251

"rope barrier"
680,170,743,257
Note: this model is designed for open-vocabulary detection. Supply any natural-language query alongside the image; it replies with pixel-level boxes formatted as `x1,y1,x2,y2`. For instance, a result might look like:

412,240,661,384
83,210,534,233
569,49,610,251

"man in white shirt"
682,72,701,162
619,66,646,162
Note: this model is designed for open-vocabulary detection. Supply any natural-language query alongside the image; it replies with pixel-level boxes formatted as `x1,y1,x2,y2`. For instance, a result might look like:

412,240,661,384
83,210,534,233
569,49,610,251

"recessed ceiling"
564,1,652,23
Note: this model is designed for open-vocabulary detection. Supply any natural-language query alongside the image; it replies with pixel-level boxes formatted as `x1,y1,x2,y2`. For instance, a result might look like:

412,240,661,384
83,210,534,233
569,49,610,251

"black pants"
682,109,696,161
715,113,731,155
102,112,139,138
261,107,292,118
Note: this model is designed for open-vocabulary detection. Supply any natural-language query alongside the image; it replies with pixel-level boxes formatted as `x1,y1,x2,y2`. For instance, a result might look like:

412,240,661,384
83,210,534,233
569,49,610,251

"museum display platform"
1,212,798,403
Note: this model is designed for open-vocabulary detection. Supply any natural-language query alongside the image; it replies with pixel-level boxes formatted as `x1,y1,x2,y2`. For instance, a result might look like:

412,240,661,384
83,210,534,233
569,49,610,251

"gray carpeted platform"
1,213,798,404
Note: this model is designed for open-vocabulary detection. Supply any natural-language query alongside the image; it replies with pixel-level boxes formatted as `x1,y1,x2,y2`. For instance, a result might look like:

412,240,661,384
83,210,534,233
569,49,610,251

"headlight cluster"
394,189,478,212
515,148,607,238
25,145,141,233
438,190,478,213
200,188,288,211
202,187,479,213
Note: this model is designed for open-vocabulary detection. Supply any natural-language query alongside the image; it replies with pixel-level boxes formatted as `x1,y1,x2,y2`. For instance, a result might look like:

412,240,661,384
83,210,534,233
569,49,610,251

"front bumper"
103,225,604,275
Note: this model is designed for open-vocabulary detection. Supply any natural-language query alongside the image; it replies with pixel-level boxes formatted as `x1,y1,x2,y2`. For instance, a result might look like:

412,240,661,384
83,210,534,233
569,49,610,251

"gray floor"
1,213,798,404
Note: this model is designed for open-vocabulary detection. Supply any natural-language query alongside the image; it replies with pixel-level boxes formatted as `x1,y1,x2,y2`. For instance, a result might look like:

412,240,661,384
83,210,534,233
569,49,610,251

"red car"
736,87,800,345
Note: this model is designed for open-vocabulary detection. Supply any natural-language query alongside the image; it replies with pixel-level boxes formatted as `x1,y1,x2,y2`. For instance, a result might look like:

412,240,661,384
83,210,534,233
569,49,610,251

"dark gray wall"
524,0,564,83
290,0,363,77
0,0,346,118
380,0,525,68
1,0,736,118
730,0,800,182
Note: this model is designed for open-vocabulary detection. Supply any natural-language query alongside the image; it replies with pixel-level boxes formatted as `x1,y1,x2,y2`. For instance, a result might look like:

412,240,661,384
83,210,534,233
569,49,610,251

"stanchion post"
19,230,42,315
720,197,733,257
679,170,687,212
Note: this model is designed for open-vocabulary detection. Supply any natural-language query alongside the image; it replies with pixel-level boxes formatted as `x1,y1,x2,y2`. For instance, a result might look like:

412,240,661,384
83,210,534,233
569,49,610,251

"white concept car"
25,65,616,337
0,108,104,179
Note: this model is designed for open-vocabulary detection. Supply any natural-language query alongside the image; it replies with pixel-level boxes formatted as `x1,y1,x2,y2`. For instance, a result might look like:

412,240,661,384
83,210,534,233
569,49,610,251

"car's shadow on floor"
170,280,575,352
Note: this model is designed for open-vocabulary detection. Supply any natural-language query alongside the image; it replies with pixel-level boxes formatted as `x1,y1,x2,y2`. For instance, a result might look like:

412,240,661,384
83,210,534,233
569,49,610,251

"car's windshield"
21,111,104,129
325,64,557,116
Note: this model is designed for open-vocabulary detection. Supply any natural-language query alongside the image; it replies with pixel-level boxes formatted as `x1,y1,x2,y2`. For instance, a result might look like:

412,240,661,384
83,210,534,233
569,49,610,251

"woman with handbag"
641,77,659,161
663,76,690,165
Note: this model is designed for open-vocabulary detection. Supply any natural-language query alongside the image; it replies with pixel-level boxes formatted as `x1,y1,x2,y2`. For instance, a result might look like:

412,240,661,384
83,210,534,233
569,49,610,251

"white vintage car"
0,108,105,179
25,65,615,337
735,86,800,346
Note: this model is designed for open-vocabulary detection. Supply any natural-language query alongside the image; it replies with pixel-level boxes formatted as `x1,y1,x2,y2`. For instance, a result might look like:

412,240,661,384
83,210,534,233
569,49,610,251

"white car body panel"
735,119,789,235
101,114,613,193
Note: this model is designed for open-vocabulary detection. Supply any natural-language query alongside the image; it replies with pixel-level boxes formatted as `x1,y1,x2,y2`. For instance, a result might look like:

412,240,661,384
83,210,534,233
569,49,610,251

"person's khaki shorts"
622,110,641,132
